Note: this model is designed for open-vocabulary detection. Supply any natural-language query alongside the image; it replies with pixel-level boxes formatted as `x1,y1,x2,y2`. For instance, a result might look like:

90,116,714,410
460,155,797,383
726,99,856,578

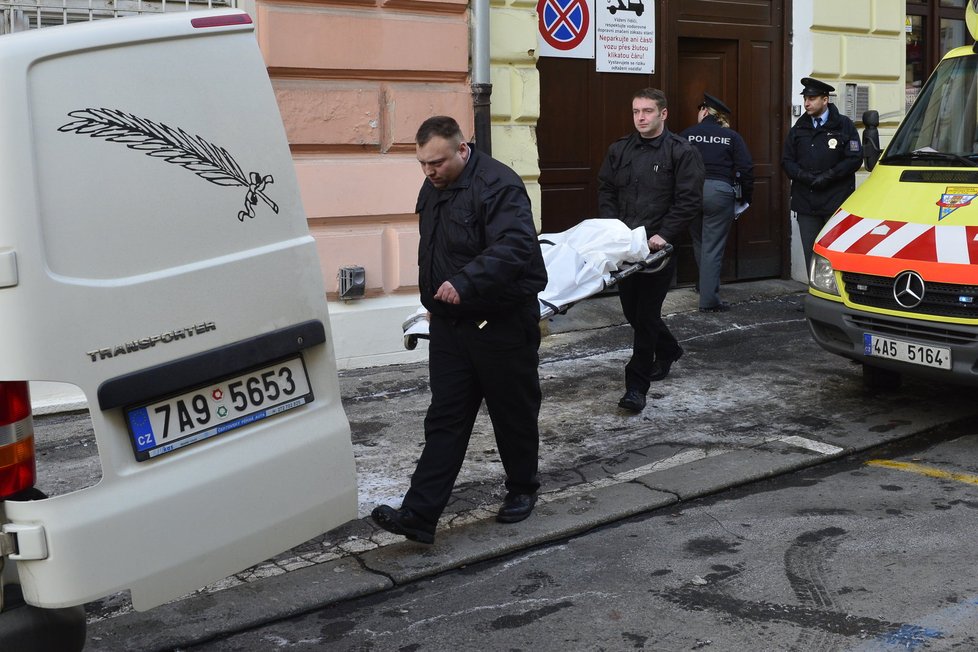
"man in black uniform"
782,77,862,272
371,116,548,544
598,88,704,413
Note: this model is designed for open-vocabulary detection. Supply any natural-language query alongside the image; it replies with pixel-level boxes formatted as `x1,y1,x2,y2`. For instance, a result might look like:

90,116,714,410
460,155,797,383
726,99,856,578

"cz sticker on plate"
126,356,313,461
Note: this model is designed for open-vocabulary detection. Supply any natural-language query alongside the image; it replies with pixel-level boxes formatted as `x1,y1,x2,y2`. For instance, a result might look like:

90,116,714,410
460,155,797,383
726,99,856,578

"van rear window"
27,32,303,281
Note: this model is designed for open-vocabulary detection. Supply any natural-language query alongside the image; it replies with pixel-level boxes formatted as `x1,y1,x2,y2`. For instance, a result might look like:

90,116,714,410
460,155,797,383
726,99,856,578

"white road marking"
776,435,843,455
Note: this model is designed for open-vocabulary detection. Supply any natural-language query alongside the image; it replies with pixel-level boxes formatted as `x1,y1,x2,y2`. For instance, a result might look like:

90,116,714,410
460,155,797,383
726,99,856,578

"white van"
0,11,357,648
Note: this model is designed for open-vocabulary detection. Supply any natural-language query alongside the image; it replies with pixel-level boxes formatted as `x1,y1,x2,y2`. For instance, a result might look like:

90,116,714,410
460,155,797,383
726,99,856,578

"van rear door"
0,10,357,610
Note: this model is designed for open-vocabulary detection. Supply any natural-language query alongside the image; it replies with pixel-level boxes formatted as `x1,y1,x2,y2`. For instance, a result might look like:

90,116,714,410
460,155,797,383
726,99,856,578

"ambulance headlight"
809,253,839,295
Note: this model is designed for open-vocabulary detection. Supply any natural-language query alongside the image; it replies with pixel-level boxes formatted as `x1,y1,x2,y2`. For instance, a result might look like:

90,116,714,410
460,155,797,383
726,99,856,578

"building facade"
1,0,968,370
271,0,971,368
252,0,541,368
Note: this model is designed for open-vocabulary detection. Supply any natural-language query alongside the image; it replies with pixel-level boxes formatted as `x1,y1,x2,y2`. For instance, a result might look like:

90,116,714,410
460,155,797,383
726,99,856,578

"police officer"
782,77,862,272
680,93,753,312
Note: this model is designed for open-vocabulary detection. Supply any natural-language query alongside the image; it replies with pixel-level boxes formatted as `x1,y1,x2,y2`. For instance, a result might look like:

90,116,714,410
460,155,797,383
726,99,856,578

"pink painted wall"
254,1,474,298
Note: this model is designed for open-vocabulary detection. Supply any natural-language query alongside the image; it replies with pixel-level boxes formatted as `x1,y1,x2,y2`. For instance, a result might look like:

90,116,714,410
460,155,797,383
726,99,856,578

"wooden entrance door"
672,38,739,283
677,33,785,283
536,58,650,234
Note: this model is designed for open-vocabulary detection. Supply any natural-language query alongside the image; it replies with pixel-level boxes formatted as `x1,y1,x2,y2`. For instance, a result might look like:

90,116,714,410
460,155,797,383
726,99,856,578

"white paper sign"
536,0,596,59
595,0,655,73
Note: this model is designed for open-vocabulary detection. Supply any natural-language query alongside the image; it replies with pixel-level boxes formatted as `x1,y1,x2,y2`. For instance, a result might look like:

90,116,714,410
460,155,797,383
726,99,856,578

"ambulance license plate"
863,334,951,370
126,356,313,461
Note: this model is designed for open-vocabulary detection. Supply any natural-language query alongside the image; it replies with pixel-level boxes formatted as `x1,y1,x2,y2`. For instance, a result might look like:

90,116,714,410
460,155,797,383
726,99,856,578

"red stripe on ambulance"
847,221,910,255
893,225,937,261
815,212,978,265
816,212,861,249
967,225,978,264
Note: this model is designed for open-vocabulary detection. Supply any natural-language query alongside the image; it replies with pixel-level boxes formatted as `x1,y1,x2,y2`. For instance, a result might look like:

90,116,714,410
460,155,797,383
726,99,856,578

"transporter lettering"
86,321,217,362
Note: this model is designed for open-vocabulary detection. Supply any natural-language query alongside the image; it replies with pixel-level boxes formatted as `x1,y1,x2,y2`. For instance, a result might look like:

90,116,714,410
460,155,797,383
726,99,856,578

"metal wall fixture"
338,266,366,300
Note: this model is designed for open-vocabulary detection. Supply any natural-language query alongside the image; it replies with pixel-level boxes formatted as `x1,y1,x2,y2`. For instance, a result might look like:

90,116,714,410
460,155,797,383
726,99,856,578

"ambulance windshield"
884,53,978,166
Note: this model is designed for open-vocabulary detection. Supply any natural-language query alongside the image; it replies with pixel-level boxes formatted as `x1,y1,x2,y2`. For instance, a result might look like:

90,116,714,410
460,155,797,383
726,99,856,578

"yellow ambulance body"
805,9,978,387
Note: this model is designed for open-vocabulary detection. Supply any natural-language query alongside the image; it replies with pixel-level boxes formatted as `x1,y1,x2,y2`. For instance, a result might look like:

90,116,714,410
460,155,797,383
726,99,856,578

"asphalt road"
184,423,978,652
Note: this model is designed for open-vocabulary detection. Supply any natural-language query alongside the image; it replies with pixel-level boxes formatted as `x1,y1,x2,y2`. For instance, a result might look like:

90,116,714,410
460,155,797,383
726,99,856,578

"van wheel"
862,364,902,390
0,584,86,652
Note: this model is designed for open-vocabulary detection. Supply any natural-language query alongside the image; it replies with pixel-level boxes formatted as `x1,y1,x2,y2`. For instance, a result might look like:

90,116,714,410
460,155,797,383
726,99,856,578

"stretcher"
403,218,673,349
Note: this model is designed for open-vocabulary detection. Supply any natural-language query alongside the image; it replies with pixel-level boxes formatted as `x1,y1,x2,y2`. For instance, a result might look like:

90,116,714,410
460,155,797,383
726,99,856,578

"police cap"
800,77,834,97
701,92,731,115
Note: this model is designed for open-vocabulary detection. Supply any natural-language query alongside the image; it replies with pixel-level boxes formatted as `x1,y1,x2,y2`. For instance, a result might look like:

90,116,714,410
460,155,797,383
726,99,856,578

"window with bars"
0,0,235,34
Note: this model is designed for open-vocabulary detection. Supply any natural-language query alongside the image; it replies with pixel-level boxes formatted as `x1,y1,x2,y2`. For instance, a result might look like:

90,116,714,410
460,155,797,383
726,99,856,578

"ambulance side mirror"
862,110,881,171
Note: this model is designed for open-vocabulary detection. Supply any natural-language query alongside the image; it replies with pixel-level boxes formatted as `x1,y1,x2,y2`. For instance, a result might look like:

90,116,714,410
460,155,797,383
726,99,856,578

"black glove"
811,172,832,189
796,170,816,185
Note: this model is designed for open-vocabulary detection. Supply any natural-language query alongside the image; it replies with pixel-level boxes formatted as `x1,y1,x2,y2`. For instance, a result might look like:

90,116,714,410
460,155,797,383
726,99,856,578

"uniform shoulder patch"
848,139,861,152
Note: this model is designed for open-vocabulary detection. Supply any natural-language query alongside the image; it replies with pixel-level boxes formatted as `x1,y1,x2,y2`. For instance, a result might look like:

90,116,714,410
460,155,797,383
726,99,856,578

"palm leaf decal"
59,108,278,221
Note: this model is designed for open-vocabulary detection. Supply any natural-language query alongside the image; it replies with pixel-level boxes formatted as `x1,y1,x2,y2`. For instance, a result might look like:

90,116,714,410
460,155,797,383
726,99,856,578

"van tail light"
0,381,36,500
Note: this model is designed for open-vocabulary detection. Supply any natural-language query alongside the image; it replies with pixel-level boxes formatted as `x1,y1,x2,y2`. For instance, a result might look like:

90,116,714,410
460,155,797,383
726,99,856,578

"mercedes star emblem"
893,271,926,309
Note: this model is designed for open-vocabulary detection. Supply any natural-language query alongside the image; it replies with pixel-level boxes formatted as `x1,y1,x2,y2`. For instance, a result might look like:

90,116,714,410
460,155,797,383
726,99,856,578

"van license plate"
126,356,313,461
863,334,951,370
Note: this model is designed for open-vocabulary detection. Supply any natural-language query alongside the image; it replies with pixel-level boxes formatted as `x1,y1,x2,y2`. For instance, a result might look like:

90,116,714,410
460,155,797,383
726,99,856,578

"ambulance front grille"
842,272,978,320
845,314,978,346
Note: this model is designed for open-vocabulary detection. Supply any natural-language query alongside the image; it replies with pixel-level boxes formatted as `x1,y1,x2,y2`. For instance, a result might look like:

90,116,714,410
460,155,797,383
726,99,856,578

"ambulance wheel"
608,7,616,13
635,8,643,15
862,363,902,390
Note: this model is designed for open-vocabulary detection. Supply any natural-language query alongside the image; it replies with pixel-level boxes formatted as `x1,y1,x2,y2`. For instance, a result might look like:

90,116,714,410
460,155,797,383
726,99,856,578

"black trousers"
617,257,681,395
402,306,542,526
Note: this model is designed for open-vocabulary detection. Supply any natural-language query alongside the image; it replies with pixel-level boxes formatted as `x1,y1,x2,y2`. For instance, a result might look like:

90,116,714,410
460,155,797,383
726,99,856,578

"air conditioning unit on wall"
843,83,870,123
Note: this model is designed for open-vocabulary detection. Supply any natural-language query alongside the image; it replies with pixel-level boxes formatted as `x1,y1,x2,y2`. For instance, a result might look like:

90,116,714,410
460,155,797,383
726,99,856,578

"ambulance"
805,2,978,389
0,11,357,649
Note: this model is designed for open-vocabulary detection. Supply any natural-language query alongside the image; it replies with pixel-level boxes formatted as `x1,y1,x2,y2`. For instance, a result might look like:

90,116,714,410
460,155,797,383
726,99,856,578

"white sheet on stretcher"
402,219,651,348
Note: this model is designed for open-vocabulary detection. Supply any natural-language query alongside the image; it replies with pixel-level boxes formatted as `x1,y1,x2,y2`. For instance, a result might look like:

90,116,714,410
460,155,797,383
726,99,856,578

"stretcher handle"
608,243,674,284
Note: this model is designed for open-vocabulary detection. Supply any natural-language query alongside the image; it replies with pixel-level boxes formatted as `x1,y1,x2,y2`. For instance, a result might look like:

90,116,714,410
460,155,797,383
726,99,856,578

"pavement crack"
355,555,399,586
703,509,750,541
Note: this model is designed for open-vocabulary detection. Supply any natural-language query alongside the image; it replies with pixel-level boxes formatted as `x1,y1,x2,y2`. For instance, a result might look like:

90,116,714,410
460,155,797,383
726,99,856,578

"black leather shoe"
650,347,684,382
370,505,435,544
617,389,646,412
496,492,537,523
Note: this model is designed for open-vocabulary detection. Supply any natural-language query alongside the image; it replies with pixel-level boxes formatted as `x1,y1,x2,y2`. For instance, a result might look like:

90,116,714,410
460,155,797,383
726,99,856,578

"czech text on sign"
537,0,595,59
595,0,655,73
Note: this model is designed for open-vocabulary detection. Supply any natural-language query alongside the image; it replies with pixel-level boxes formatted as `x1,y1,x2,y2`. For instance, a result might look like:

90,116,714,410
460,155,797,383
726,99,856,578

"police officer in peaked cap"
782,77,862,273
680,92,753,312
799,77,835,97
702,92,731,116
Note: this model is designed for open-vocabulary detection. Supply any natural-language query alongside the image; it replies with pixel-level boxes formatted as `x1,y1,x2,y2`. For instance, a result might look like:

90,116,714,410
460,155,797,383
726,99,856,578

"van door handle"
2,523,48,560
0,249,17,288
